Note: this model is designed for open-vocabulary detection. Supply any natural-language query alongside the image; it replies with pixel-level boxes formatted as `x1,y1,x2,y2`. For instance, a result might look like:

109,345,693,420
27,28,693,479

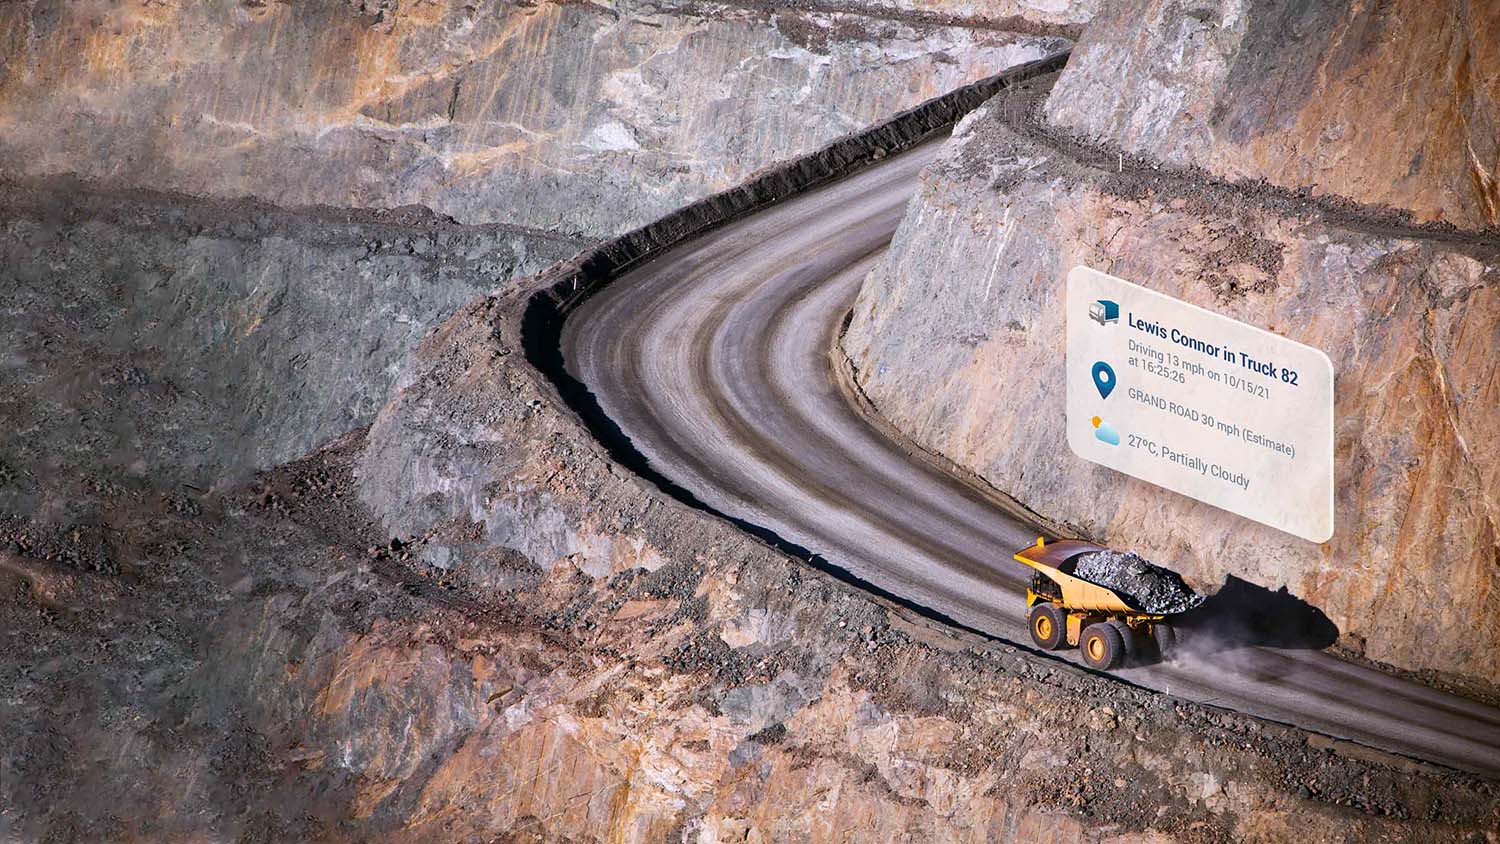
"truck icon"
1089,299,1119,325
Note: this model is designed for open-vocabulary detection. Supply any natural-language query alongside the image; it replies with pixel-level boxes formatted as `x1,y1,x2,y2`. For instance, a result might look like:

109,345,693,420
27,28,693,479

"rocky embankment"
341,58,1491,841
842,0,1500,690
341,290,1497,841
13,380,1497,841
0,0,1071,237
4,0,1498,840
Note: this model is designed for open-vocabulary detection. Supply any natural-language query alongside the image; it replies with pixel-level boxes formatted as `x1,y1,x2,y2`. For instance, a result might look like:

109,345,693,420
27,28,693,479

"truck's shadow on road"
1173,575,1340,655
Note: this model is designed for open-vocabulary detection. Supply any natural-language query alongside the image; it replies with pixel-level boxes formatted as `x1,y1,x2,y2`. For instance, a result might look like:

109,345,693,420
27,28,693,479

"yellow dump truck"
1012,538,1184,670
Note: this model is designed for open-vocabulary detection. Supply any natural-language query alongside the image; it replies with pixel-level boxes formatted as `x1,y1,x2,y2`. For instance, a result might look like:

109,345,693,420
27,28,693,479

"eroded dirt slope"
0,179,581,503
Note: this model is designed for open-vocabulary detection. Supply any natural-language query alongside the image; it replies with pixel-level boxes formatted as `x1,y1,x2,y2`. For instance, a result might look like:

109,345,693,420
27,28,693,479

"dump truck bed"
1014,539,1185,616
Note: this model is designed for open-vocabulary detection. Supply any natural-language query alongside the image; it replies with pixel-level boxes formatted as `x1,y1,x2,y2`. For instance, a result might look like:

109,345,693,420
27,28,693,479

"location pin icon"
1092,361,1116,399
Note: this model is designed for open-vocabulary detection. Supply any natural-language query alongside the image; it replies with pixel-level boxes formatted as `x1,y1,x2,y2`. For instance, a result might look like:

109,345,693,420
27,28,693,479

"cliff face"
0,0,1084,494
5,0,1496,838
1044,0,1500,229
842,68,1500,684
0,0,1071,236
0,181,583,505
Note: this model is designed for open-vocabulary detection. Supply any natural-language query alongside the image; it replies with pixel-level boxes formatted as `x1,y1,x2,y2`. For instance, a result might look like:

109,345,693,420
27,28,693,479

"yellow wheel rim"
1087,636,1105,661
1035,614,1053,640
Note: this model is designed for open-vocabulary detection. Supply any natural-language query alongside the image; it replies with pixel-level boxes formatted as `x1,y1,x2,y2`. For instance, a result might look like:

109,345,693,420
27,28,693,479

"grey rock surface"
0,0,1076,236
0,180,582,513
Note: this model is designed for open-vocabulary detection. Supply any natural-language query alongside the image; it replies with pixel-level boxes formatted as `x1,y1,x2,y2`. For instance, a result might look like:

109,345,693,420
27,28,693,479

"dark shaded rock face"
0,0,1071,236
1045,0,1500,229
0,181,582,512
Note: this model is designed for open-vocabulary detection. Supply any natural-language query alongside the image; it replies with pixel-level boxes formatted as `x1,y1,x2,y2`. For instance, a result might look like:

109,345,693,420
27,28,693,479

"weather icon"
1092,416,1120,446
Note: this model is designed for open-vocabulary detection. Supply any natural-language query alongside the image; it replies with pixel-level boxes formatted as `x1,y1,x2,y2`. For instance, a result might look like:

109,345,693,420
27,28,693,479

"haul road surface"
562,138,1500,778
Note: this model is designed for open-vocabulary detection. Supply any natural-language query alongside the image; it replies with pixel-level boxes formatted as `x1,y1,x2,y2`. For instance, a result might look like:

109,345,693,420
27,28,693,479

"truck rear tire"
1107,620,1138,665
1080,622,1125,670
1152,623,1176,657
1028,603,1067,650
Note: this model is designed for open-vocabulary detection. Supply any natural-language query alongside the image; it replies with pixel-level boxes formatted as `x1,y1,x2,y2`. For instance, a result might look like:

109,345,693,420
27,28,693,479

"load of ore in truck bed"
1072,550,1206,615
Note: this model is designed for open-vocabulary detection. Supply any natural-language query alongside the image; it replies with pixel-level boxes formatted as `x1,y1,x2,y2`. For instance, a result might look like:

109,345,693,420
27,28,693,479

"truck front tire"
1028,603,1067,650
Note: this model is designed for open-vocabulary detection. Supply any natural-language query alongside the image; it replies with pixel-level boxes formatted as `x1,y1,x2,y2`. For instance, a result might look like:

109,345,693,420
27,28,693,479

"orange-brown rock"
1045,0,1500,230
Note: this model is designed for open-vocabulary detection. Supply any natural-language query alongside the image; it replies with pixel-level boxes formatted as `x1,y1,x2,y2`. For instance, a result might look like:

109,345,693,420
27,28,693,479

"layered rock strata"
2,54,1497,841
1045,0,1500,230
0,0,1076,236
338,57,1493,841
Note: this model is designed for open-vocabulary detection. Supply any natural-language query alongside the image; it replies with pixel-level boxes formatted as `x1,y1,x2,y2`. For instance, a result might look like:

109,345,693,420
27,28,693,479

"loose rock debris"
1073,550,1205,614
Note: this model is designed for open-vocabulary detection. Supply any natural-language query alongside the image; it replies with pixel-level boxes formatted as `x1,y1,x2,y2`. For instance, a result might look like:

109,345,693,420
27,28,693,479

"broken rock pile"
1073,550,1205,615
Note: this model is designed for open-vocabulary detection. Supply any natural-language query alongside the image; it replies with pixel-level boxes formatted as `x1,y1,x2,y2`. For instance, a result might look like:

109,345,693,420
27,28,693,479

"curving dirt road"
562,138,1500,778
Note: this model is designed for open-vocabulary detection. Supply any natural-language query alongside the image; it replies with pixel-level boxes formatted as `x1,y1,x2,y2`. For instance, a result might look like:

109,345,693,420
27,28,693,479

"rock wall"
331,59,1492,839
9,118,1490,836
0,179,581,507
841,76,1500,687
1044,0,1500,230
0,0,1077,236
